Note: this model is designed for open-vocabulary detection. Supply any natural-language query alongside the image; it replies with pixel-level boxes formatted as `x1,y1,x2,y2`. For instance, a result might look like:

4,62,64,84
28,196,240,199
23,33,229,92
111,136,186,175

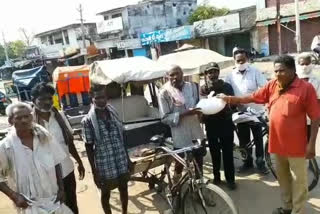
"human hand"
208,91,215,98
306,143,316,159
77,162,85,180
12,193,29,209
55,188,65,204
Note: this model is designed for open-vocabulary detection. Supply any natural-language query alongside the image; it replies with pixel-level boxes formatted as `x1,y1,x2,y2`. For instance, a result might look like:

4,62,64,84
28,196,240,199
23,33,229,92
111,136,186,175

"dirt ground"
1,62,320,213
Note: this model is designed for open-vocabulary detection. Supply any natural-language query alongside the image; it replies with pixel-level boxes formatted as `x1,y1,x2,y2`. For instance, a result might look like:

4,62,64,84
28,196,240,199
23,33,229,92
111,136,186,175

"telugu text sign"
140,26,193,45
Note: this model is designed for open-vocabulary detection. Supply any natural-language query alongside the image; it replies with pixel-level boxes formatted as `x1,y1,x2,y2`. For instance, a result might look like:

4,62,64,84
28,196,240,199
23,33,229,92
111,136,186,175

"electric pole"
295,0,301,53
77,4,87,64
276,0,282,55
2,31,9,62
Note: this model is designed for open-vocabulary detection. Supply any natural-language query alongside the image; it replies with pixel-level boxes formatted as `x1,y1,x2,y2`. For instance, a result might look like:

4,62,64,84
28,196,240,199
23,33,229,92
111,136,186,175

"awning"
256,11,320,26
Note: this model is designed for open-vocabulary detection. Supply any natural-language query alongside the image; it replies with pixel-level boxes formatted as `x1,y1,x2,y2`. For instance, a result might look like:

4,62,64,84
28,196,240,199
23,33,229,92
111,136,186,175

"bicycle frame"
234,116,269,160
156,145,208,213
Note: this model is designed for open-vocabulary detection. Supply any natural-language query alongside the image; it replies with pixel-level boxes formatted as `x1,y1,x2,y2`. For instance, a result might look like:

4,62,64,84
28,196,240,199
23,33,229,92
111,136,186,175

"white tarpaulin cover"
158,47,234,76
90,56,171,85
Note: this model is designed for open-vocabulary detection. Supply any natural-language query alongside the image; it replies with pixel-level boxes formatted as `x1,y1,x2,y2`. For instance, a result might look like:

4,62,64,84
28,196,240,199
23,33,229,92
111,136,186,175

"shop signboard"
116,39,142,50
140,25,193,45
193,13,240,37
97,17,123,34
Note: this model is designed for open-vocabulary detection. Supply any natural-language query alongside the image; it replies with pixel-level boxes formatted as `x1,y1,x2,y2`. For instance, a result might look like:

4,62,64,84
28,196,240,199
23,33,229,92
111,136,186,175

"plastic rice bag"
196,97,226,115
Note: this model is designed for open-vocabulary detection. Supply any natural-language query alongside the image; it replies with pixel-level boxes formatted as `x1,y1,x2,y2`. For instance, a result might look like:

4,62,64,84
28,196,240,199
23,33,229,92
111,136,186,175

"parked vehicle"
0,91,12,115
12,66,50,101
90,56,238,214
52,65,90,134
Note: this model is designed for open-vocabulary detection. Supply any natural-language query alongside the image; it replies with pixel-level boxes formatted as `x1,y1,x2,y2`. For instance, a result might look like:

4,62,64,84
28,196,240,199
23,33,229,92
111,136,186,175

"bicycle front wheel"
182,182,238,214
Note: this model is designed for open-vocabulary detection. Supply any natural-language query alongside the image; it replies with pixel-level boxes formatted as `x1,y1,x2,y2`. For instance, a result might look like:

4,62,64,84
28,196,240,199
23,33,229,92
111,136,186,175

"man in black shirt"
200,62,236,190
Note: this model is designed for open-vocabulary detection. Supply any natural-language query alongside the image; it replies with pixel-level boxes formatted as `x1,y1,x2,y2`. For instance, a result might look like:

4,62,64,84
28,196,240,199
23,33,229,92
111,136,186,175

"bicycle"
156,143,238,214
232,108,319,191
232,108,268,163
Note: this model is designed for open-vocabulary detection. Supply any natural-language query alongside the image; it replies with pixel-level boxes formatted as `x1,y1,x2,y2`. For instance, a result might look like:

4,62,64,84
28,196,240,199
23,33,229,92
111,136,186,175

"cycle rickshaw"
90,56,238,214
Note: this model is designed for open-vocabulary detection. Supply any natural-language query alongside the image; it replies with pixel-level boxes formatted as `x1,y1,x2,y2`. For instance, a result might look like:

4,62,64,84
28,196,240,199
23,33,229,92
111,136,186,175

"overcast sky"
0,0,256,42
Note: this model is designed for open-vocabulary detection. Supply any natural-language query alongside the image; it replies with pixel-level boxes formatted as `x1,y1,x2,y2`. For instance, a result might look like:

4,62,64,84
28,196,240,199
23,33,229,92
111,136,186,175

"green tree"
188,5,230,24
8,40,27,58
0,40,27,66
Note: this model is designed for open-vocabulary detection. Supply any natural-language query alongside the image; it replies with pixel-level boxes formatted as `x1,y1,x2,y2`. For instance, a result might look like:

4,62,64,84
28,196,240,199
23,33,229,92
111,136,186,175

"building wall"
268,17,320,54
124,0,196,38
266,0,306,7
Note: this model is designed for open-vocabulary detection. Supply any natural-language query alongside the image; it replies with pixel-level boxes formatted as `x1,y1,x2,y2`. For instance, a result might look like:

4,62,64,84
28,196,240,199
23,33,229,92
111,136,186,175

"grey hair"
6,102,33,118
166,65,183,75
297,52,312,63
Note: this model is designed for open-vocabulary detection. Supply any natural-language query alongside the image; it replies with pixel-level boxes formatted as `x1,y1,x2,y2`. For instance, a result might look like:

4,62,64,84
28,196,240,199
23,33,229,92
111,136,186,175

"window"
63,30,70,45
104,15,109,20
48,35,54,45
111,13,121,18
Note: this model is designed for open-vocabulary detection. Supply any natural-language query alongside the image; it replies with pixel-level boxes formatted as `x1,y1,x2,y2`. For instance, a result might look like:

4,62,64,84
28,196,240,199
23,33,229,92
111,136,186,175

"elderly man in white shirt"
31,83,85,214
225,49,269,174
0,102,73,214
296,52,320,137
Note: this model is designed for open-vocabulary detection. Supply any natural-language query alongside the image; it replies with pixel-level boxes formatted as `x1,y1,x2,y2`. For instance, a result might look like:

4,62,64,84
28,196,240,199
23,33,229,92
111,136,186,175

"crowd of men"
0,50,319,214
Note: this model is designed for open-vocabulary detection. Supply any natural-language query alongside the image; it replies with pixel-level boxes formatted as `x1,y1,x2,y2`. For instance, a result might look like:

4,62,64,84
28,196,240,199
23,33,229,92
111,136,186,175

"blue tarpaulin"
12,66,49,101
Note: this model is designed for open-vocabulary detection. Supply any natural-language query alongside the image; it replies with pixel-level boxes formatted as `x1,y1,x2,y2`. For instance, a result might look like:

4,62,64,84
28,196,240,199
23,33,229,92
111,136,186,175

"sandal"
272,208,292,214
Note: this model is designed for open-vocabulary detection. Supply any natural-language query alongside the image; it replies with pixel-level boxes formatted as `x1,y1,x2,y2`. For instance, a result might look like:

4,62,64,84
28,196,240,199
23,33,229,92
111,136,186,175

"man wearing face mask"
296,53,320,137
200,62,236,190
31,82,85,214
225,49,269,174
158,65,205,183
82,85,130,214
218,55,320,214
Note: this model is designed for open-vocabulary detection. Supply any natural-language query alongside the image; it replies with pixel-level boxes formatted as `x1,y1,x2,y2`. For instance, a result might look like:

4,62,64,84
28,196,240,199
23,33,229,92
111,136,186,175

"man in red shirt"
219,55,320,214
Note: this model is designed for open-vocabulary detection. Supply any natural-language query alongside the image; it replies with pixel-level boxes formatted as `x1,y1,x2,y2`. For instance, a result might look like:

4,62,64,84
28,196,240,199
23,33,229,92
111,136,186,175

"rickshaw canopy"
52,65,90,98
90,56,171,85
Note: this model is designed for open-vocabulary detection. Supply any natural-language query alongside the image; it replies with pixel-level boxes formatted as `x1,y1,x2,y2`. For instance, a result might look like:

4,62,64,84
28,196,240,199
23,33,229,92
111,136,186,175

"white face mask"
35,103,52,113
296,64,313,77
235,62,249,71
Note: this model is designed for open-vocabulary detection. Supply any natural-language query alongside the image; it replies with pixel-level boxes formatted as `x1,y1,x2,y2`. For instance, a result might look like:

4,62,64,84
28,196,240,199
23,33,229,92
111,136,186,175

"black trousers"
206,119,235,183
236,122,264,166
63,171,79,214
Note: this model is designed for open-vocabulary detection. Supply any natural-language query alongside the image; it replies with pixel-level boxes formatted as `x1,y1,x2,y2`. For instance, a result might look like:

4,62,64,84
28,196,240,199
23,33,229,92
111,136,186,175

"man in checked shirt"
82,85,131,214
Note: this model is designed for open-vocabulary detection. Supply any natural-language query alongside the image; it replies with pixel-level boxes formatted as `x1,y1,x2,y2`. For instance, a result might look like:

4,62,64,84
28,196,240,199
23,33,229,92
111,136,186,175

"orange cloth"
57,81,69,98
251,78,320,157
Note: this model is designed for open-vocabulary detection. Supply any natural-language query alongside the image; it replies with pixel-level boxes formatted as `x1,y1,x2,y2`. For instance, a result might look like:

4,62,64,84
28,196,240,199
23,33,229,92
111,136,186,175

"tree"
19,28,34,46
0,40,27,65
8,40,27,58
188,5,230,24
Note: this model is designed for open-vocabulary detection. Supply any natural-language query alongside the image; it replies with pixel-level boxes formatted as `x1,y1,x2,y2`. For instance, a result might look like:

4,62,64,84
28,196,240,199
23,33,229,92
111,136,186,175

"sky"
0,0,256,42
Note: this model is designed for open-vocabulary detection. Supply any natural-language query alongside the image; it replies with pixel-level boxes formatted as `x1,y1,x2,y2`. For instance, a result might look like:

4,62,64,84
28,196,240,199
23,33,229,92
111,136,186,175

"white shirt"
311,35,320,50
0,125,72,214
43,111,74,178
225,65,267,111
305,75,320,125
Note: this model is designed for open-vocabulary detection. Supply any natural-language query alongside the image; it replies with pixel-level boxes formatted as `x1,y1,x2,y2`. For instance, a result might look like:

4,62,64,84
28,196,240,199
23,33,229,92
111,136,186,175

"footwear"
272,207,292,214
257,164,269,175
237,163,254,173
226,182,237,190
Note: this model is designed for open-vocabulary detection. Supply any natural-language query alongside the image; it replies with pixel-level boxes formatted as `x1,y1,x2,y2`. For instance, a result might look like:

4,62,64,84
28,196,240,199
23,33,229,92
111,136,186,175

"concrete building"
35,23,98,59
192,6,257,57
256,0,320,55
95,0,197,58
